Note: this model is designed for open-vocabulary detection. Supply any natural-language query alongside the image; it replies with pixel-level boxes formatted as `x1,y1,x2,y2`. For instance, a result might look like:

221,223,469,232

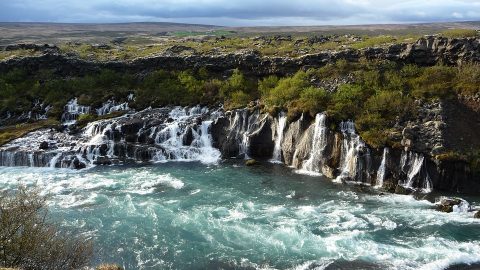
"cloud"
0,0,479,26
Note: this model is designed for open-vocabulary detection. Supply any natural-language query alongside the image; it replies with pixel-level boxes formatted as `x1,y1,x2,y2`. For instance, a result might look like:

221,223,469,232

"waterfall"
96,99,130,116
227,109,263,159
375,148,389,188
1,106,223,169
335,120,371,183
61,98,91,125
298,113,327,174
270,112,287,163
400,151,433,192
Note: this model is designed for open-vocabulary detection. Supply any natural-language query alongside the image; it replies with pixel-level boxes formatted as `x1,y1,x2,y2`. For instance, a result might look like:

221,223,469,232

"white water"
335,121,371,183
61,98,91,124
227,109,264,159
376,148,389,188
270,112,287,163
401,151,433,192
96,99,130,116
0,165,479,270
298,113,328,175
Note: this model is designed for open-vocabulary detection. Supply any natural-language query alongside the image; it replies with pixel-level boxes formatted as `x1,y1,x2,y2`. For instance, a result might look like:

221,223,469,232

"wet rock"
72,157,87,169
93,156,112,166
474,211,480,219
39,141,49,150
394,184,414,195
182,127,194,146
120,118,144,134
435,197,470,213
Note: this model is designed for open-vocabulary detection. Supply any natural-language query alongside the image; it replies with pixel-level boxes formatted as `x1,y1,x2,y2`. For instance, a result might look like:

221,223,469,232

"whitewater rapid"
0,164,479,270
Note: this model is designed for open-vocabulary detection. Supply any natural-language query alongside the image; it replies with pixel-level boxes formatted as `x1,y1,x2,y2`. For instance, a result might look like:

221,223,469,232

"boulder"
435,197,470,213
245,159,258,166
394,184,413,195
39,141,49,150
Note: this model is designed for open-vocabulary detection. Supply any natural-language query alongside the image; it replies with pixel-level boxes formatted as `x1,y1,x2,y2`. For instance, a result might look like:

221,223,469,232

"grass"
45,30,476,61
441,29,479,38
0,119,60,146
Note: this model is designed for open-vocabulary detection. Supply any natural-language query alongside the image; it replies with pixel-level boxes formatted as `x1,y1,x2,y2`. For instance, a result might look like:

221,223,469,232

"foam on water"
0,164,479,270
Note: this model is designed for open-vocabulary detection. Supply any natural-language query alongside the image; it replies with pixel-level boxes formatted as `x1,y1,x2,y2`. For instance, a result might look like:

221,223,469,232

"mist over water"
1,162,480,270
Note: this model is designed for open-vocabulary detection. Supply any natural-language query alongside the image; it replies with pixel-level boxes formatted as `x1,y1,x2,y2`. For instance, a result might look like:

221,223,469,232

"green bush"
296,87,330,117
264,70,309,107
455,64,480,95
412,65,457,99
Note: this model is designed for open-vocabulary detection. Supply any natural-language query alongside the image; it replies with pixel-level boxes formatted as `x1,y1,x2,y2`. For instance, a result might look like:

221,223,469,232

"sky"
0,0,479,26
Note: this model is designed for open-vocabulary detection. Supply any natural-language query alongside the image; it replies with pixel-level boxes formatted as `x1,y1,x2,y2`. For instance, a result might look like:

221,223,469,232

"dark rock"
435,197,469,213
394,185,414,195
182,126,194,146
120,118,144,134
71,157,86,169
93,156,112,165
474,211,480,219
39,141,49,150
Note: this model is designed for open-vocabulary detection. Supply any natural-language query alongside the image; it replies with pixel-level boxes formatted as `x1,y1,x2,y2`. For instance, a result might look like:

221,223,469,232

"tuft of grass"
0,119,60,146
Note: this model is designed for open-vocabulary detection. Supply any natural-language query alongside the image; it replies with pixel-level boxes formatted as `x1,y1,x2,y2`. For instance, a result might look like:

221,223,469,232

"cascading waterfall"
96,99,130,116
270,112,287,163
335,120,371,183
227,109,263,159
298,113,328,174
375,148,389,188
401,151,433,192
0,106,223,169
61,98,91,125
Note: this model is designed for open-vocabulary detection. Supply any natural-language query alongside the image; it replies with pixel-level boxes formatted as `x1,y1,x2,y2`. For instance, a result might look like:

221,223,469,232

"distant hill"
0,21,479,45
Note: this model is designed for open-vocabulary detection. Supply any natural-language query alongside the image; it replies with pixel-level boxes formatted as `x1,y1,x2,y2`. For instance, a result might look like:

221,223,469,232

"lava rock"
39,141,49,150
93,156,112,166
394,185,414,195
435,197,470,213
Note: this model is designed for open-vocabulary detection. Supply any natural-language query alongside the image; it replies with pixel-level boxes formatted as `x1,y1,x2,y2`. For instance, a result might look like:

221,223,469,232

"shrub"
327,84,366,121
455,64,480,95
264,70,309,107
412,65,457,99
296,87,330,117
227,91,251,109
0,186,93,269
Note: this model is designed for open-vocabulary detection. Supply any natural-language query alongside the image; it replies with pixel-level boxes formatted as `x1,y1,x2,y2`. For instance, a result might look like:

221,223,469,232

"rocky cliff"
1,36,479,76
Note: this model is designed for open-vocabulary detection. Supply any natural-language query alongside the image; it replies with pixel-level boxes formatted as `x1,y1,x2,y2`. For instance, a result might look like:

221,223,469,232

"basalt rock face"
212,107,479,194
1,103,479,194
1,37,479,76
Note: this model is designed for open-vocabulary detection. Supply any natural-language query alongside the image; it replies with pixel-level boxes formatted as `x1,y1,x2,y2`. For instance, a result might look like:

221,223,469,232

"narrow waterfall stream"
376,148,389,188
297,113,328,175
270,112,287,163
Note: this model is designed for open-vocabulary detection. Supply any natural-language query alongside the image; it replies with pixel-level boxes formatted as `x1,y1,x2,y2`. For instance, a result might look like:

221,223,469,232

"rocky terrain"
1,36,479,76
0,35,479,195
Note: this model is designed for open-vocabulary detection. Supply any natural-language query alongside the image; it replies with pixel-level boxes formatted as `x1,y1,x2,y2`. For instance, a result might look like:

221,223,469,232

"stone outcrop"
0,37,478,76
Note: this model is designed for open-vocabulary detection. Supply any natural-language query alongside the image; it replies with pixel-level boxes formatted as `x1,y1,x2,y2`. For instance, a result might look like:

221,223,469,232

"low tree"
0,186,93,270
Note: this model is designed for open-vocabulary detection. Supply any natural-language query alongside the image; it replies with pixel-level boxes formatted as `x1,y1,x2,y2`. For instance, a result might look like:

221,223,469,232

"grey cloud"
0,0,479,25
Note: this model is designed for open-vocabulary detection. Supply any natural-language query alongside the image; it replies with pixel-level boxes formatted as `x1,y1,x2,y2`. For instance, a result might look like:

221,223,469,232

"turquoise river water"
0,162,480,270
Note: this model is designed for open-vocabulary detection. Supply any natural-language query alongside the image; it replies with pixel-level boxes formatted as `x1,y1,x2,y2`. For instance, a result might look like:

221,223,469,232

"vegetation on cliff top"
1,59,479,150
